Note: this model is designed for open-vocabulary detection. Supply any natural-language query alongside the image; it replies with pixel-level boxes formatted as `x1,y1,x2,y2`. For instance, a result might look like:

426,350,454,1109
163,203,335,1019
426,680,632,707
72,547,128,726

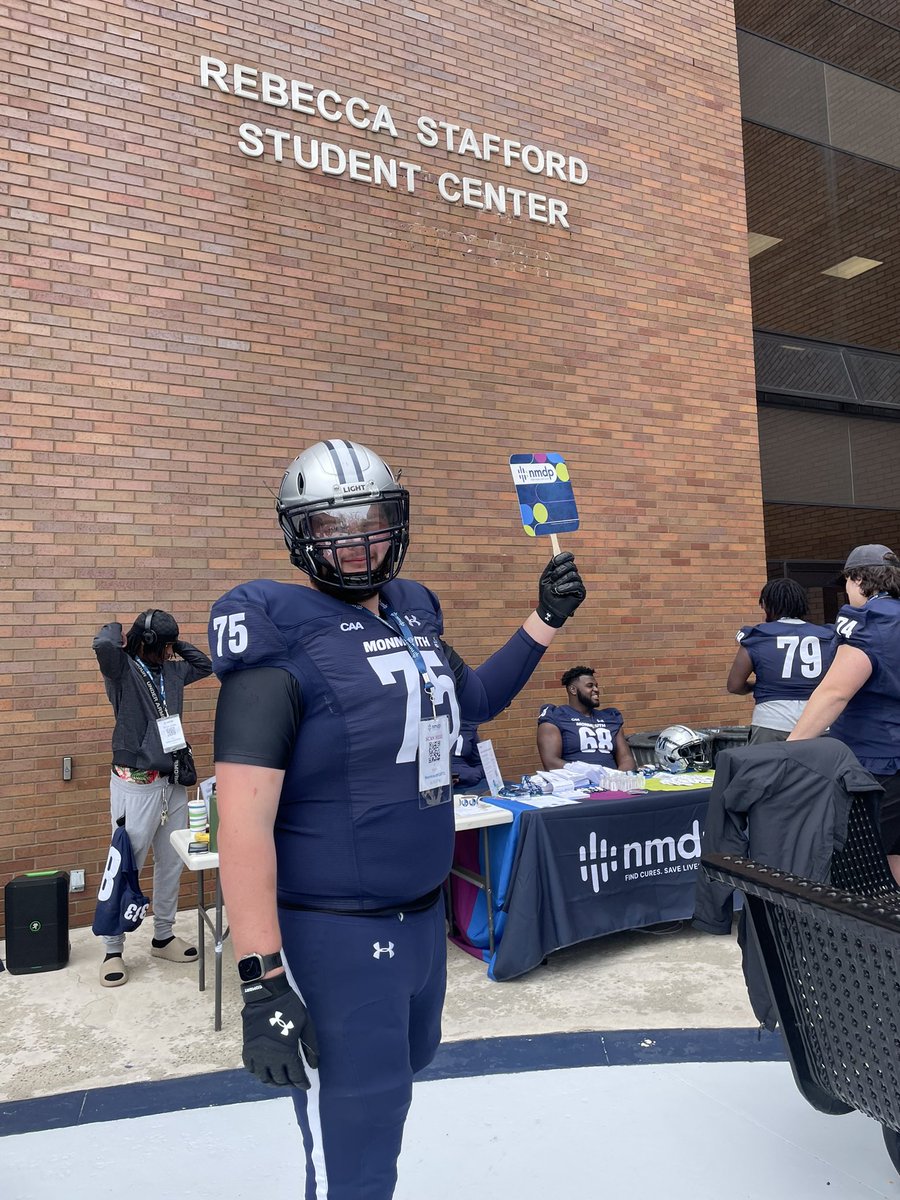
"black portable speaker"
4,871,70,974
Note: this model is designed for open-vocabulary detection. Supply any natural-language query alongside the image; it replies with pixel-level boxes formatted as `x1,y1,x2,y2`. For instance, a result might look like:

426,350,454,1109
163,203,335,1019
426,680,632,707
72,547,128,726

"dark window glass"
738,33,829,143
738,31,900,169
745,124,899,354
759,407,900,507
736,0,900,90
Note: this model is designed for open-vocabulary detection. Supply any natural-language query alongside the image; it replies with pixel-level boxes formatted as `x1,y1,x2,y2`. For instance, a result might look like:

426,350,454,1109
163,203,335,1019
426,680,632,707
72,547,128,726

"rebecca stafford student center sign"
198,57,588,229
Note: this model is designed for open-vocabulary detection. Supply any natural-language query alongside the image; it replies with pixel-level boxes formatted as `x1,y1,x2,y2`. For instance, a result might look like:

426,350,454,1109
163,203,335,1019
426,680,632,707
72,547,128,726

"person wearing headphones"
92,608,212,986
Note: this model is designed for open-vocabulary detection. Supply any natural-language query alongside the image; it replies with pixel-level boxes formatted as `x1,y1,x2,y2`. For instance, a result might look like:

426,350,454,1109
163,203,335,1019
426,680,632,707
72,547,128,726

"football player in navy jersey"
537,665,636,771
789,545,900,883
209,438,586,1200
726,578,837,743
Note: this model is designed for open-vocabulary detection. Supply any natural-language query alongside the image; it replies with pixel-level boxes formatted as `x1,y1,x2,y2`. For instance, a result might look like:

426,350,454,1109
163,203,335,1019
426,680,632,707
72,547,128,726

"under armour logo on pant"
270,1012,295,1036
373,941,395,959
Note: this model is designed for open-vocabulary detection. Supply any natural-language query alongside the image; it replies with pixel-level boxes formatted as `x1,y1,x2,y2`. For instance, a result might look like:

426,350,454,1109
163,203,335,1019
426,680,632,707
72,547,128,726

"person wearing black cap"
789,544,900,881
93,610,212,985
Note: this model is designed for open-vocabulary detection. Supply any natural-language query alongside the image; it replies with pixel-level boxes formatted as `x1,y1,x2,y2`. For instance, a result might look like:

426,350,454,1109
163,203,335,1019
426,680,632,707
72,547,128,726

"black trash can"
626,731,661,767
702,726,751,768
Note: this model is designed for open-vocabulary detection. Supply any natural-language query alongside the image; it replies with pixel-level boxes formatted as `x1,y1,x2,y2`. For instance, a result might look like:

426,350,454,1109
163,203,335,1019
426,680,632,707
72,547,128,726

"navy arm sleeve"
442,627,547,724
213,667,303,769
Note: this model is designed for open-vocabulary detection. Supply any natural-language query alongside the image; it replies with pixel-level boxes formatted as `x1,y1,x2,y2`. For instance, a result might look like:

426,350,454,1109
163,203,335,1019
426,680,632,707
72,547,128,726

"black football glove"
240,972,319,1088
537,552,587,628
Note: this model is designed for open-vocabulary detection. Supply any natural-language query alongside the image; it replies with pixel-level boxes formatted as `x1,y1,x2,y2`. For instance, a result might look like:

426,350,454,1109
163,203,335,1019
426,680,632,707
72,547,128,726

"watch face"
238,955,262,983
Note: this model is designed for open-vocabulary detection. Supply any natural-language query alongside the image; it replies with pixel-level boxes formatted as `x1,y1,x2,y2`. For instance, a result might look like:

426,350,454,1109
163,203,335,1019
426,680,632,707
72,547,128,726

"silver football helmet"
655,725,710,773
276,439,409,597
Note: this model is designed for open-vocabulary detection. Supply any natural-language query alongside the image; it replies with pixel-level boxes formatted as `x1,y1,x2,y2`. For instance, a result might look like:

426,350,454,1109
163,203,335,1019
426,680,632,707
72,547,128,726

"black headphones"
142,609,158,647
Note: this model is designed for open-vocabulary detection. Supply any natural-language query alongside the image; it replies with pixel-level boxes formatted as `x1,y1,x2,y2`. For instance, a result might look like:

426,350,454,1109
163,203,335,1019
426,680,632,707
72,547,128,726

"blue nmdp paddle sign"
508,453,579,540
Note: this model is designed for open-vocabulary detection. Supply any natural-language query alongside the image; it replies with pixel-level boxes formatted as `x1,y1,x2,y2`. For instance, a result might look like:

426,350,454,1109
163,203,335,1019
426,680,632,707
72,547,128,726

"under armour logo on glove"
373,941,395,959
240,974,319,1088
269,1012,295,1036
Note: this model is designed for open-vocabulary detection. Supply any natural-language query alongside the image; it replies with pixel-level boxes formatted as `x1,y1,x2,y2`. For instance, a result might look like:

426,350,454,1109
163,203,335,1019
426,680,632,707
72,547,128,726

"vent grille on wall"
754,332,900,410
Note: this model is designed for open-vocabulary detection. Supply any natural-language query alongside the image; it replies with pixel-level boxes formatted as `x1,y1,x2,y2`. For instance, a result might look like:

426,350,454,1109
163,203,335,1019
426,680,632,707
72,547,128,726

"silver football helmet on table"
655,725,710,772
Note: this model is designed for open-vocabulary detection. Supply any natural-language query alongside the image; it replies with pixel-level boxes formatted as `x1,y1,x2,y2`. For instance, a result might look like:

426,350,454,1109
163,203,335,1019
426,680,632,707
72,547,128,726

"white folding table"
169,827,229,1031
450,800,514,954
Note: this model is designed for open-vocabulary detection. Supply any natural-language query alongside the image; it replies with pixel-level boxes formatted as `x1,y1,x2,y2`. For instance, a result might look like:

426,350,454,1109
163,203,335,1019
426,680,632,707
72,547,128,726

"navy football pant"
280,898,447,1200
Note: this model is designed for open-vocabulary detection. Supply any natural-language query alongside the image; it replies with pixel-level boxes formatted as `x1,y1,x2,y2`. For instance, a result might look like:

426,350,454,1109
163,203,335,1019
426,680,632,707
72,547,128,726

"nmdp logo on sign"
509,452,579,538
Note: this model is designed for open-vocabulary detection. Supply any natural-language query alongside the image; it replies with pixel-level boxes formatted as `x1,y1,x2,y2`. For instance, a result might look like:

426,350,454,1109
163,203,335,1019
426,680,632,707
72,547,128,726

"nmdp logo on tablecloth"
579,820,702,894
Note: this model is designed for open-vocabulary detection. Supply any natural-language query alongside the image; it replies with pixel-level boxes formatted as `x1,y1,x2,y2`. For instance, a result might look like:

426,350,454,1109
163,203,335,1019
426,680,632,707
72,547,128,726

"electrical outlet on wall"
69,869,85,892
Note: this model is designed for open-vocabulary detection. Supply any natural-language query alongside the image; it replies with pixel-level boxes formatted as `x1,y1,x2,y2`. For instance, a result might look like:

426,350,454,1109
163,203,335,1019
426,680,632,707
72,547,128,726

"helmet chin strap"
288,551,380,603
313,577,380,604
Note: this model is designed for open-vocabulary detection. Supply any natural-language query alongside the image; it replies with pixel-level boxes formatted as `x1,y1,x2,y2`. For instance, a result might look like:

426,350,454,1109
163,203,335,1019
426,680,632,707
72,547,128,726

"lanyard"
365,604,438,715
135,658,167,711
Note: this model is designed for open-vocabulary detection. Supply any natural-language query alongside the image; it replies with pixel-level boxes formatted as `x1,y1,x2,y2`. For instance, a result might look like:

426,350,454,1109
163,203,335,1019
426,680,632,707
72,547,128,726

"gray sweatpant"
101,773,188,954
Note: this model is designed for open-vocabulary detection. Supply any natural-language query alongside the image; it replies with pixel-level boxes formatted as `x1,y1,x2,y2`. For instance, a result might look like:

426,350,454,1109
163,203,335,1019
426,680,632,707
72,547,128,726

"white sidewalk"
4,1061,893,1200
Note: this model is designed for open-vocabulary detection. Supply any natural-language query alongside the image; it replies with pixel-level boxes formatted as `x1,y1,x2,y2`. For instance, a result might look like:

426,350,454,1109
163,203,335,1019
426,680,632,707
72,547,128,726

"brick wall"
2,0,761,927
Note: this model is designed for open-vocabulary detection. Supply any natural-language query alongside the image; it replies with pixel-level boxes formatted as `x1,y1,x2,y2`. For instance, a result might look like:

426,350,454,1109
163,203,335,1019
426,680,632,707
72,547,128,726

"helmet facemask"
278,492,410,599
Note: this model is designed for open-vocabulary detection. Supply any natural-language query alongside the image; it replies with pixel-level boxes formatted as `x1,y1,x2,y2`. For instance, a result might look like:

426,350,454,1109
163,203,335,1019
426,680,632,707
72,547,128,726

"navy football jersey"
92,822,150,936
537,704,623,767
210,577,544,909
736,619,836,703
829,596,900,773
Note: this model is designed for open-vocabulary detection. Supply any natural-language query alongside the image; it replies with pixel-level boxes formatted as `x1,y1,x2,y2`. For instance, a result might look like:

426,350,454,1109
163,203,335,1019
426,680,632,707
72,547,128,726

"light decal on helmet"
334,479,377,498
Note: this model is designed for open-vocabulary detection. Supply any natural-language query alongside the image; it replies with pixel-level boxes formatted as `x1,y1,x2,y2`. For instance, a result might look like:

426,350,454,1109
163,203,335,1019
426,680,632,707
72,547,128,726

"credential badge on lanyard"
136,659,187,753
380,607,451,808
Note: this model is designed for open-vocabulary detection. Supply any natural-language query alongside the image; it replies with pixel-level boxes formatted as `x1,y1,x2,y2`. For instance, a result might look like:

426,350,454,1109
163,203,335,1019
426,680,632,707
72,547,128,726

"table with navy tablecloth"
449,786,713,980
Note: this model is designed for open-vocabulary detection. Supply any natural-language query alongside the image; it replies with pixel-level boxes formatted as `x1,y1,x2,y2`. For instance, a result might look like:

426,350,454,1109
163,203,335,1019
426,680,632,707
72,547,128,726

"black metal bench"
703,848,900,1173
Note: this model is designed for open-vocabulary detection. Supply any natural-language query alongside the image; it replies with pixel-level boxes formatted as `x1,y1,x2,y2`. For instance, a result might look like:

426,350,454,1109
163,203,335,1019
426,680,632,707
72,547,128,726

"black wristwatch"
237,950,283,983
